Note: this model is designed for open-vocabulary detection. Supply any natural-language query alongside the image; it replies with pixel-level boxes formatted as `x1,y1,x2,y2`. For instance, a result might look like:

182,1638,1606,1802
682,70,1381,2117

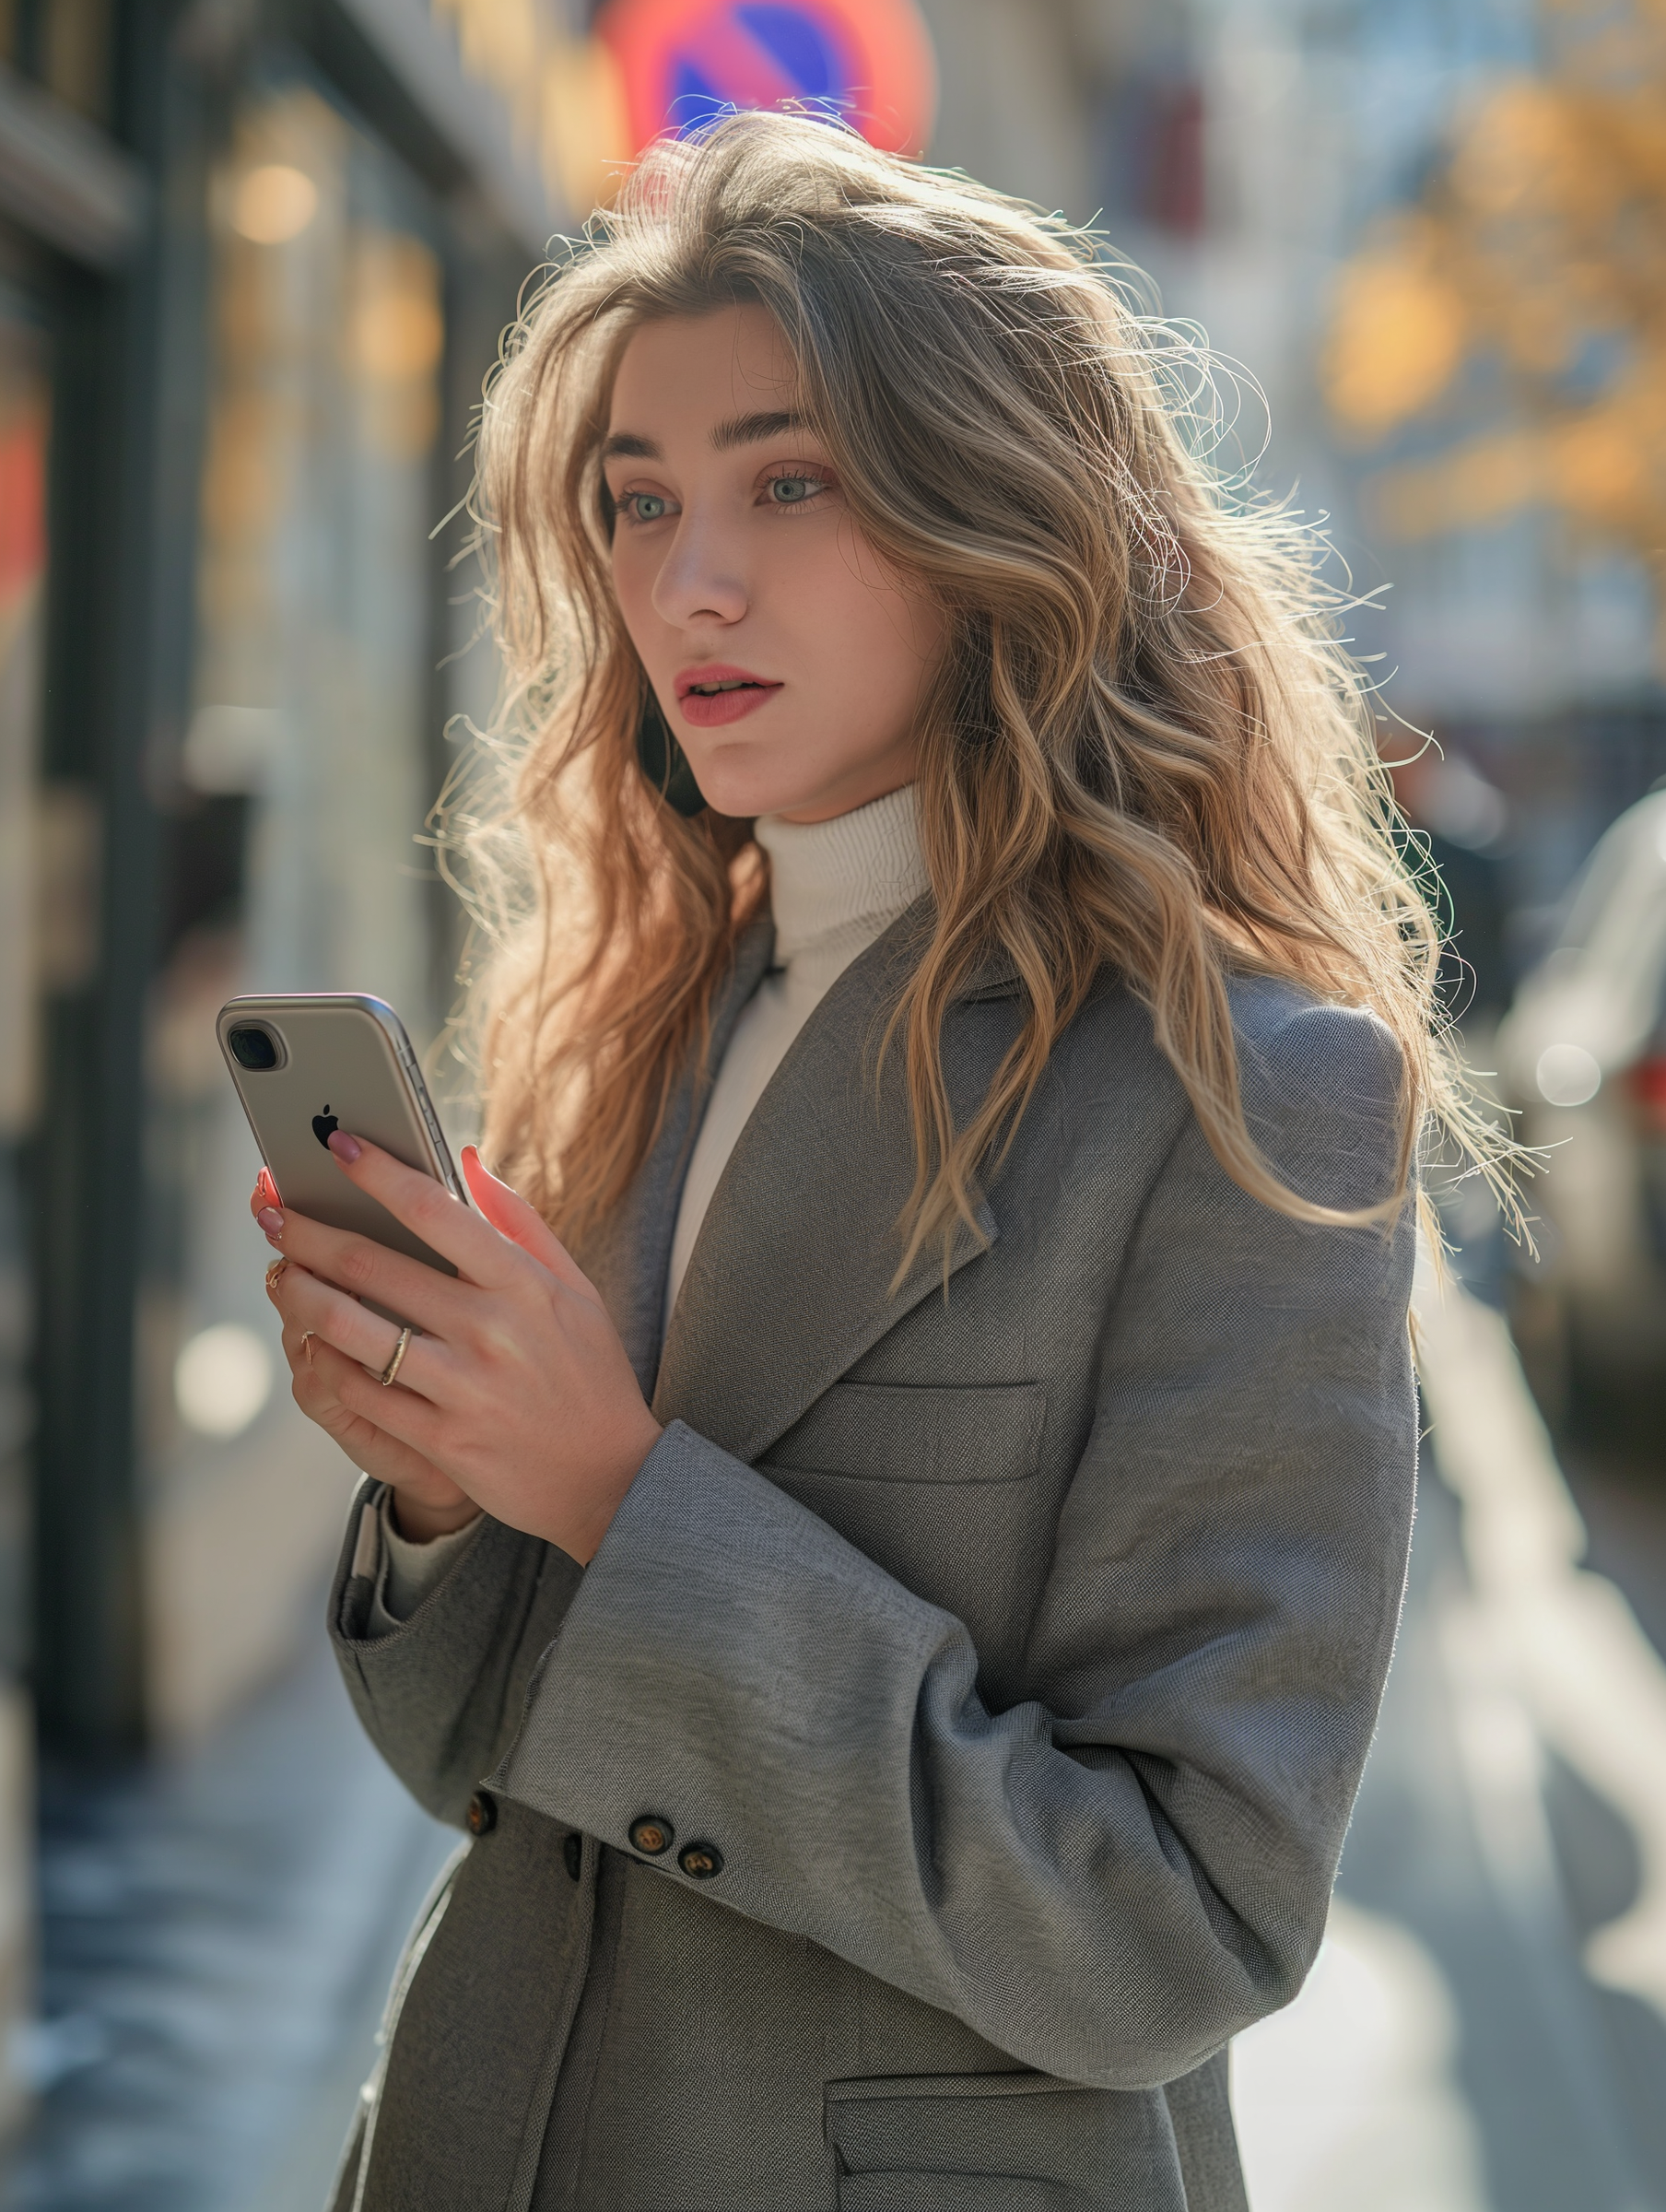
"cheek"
806,545,944,710
610,540,658,656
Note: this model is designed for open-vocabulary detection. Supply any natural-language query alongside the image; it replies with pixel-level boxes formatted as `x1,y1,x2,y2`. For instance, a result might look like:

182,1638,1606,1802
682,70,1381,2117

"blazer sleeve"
329,1487,584,1827
487,996,1419,2087
373,1493,483,1630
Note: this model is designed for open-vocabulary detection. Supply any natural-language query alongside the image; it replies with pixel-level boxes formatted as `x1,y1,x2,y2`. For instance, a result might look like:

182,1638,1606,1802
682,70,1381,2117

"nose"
650,510,749,630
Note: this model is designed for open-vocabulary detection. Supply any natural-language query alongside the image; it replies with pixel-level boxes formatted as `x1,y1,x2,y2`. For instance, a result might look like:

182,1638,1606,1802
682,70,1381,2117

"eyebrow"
599,409,812,465
710,408,810,452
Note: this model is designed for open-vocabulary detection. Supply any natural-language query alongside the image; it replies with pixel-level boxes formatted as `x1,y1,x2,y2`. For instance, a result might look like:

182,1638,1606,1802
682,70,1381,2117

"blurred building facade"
0,0,568,2135
3,0,1663,2171
923,0,1666,956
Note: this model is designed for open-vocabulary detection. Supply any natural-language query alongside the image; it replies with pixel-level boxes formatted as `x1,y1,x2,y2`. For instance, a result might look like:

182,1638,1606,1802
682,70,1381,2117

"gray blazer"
326,910,1417,2212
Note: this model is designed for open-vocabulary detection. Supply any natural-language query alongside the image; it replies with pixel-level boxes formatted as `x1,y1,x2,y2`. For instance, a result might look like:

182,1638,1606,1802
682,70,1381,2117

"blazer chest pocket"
763,1381,1045,1486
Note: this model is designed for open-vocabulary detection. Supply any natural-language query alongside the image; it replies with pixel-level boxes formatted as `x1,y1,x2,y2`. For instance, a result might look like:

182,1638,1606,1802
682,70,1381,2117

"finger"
251,1166,280,1219
274,1260,437,1389
259,1203,472,1336
276,1314,323,1380
281,1324,347,1413
272,1260,447,1399
289,1336,453,1489
324,1133,524,1289
331,1347,451,1464
460,1147,593,1294
273,1308,458,1494
277,1316,351,1411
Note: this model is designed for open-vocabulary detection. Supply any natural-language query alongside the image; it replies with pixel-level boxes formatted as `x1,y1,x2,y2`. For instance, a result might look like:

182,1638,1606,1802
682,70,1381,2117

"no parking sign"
594,0,937,158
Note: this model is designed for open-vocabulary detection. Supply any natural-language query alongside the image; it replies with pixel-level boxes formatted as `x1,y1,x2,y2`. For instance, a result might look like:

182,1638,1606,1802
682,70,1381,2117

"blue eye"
768,476,818,505
628,492,669,523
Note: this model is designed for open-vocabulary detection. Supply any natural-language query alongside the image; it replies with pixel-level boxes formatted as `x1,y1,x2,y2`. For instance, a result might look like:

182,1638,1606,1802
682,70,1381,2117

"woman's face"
604,302,945,825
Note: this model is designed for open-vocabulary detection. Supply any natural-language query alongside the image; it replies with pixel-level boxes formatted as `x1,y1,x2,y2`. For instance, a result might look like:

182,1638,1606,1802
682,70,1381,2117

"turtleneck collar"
754,783,928,980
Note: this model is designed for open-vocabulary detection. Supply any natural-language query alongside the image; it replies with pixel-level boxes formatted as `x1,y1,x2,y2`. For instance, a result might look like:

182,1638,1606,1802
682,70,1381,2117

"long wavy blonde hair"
446,111,1508,1269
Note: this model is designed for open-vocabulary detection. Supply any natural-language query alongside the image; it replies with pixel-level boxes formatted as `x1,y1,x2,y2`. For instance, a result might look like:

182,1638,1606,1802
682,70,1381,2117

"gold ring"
378,1324,414,1388
300,1331,315,1367
265,1257,288,1290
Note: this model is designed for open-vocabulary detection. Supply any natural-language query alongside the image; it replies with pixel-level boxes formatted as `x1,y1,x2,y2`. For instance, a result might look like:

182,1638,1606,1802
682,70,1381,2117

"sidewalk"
1235,1277,1666,2211
1,1622,452,2212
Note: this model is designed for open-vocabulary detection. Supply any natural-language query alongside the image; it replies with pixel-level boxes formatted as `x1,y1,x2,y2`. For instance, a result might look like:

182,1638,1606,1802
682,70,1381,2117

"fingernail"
327,1131,362,1163
258,1206,284,1234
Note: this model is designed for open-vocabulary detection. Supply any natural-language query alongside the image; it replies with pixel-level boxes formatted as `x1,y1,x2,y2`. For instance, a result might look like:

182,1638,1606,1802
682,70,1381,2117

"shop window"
2,0,115,122
142,70,446,1743
0,281,49,2140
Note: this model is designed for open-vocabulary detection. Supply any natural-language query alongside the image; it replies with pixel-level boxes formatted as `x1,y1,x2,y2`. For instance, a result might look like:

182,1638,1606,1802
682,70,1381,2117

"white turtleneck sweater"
370,782,928,1630
663,783,927,1327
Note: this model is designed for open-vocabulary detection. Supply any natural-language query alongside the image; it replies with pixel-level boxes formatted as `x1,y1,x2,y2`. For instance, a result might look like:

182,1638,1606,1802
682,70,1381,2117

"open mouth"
675,665,780,699
675,665,783,727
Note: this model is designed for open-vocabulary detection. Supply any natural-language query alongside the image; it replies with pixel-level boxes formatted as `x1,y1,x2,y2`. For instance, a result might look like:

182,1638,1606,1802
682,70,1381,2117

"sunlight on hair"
428,111,1532,1265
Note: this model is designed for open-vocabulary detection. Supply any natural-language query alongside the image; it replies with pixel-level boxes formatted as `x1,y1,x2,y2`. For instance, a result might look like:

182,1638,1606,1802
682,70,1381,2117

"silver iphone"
217,993,465,1282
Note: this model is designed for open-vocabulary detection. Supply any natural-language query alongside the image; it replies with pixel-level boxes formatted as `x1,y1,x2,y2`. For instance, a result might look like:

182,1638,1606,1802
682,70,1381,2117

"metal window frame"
20,0,529,1756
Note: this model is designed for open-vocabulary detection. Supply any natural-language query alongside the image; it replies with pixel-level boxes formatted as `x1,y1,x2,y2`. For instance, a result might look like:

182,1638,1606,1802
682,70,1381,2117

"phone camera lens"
228,1024,280,1071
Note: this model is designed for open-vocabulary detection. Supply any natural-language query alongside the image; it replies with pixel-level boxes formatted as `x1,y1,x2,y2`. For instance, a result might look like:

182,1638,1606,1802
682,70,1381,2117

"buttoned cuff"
489,1418,952,1905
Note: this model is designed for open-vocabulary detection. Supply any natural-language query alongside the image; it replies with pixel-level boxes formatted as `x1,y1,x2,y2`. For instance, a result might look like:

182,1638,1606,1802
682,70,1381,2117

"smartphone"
217,994,466,1288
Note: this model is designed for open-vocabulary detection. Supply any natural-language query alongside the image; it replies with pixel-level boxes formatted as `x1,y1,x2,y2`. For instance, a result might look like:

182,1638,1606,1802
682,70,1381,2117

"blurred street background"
2,0,1665,2205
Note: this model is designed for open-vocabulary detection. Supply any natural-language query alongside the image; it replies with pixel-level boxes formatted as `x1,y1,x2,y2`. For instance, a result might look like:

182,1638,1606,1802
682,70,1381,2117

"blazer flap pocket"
827,2072,1104,2205
839,2180,1079,2212
766,1382,1044,1485
827,2073,1063,2106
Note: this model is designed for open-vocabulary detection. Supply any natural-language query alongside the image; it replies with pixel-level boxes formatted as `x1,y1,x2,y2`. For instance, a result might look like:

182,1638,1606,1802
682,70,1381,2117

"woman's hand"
252,1141,662,1561
252,1165,479,1541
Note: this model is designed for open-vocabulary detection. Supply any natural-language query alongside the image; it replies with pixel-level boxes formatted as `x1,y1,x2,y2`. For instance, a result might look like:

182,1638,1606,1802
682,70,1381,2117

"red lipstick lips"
675,664,782,728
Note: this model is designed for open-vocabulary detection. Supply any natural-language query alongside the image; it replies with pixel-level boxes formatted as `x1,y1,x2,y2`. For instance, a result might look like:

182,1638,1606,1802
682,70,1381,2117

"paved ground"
0,1639,452,2212
1237,1275,1666,2212
3,1276,1664,2211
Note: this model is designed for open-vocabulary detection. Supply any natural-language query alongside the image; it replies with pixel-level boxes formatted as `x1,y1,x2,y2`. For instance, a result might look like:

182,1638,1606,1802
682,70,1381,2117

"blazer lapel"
571,912,774,1395
652,906,1021,1464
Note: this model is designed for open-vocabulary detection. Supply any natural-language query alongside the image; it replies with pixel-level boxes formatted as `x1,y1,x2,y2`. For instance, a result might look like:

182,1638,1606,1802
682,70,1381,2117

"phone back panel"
217,994,463,1277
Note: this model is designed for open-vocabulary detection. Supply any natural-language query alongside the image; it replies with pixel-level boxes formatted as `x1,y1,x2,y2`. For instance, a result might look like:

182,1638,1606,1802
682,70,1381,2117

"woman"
258,113,1490,2212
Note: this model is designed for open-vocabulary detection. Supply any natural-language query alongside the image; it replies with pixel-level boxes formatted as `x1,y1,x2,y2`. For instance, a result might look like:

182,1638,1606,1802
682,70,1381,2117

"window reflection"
0,287,49,2141
143,74,446,1743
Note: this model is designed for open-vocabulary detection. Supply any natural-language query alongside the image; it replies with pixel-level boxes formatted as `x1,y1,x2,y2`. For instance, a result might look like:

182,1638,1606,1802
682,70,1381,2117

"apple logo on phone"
312,1104,339,1150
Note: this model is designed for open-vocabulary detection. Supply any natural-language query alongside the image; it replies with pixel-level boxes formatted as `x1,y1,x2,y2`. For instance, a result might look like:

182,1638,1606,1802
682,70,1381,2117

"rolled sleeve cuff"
365,1490,486,1637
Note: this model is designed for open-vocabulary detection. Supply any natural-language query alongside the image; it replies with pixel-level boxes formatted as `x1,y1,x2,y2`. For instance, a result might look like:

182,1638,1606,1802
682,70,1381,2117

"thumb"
461,1146,591,1290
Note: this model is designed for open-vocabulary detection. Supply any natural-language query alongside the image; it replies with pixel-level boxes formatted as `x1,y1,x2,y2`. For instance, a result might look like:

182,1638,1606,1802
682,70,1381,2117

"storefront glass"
0,282,51,2136
141,69,448,1741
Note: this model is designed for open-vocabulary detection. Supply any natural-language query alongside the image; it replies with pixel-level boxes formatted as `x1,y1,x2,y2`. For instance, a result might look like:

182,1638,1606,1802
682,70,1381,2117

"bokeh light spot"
175,1324,274,1439
232,166,319,244
1536,1042,1602,1109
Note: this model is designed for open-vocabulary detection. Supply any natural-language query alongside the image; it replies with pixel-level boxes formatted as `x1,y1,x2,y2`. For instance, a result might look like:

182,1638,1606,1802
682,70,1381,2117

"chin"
686,751,828,824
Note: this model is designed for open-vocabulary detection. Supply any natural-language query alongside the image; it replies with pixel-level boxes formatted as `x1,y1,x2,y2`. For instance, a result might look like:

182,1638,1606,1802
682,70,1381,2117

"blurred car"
1497,787,1666,1410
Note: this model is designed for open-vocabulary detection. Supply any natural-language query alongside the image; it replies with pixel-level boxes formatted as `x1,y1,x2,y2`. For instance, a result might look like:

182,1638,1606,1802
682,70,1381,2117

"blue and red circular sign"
596,0,937,159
